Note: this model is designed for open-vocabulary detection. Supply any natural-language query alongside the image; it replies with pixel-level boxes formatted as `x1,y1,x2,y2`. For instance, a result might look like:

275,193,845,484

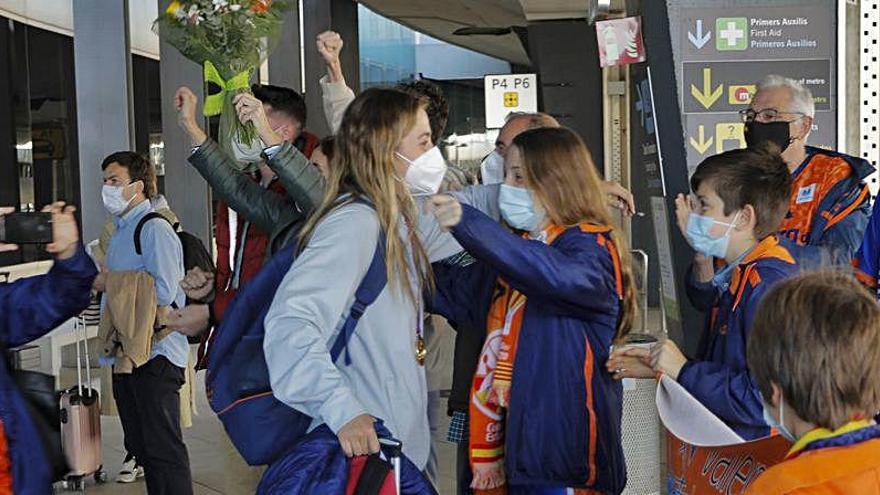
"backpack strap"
329,232,388,366
134,212,174,256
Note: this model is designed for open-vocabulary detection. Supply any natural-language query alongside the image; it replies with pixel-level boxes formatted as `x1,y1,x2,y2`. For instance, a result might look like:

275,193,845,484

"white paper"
655,374,744,446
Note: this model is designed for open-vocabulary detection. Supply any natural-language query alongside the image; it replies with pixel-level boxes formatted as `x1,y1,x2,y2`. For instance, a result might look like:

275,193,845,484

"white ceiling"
0,0,161,59
359,0,532,65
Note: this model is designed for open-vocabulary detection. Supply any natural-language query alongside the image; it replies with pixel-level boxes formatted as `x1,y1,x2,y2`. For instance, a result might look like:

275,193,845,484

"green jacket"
187,138,324,255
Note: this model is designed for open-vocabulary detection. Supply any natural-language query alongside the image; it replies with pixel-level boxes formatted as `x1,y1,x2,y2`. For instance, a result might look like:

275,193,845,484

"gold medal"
415,335,427,366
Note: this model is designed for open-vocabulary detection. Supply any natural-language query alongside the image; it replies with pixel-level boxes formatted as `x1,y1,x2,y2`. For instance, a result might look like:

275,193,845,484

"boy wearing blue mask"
609,147,797,439
744,272,880,494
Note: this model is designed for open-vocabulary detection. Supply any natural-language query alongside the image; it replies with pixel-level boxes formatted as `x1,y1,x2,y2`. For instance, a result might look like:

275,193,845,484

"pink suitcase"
59,317,106,491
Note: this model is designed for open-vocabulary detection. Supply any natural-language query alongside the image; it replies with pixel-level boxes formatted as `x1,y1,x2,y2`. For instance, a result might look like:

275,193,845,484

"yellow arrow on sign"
689,125,714,154
690,68,723,110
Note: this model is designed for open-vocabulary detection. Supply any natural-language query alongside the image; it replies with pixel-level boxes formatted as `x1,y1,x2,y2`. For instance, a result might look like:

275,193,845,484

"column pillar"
301,0,359,137
268,1,302,92
156,0,212,245
72,0,135,243
526,19,604,171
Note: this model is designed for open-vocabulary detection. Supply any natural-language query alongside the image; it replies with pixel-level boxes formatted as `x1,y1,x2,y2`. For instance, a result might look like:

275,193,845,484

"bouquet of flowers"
155,0,288,162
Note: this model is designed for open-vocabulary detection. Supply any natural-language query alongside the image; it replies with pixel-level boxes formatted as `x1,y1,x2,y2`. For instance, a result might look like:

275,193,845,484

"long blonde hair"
298,88,432,304
513,127,637,343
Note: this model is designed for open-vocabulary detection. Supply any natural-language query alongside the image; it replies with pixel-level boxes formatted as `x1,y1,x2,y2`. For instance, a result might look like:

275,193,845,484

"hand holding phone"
43,202,80,260
0,211,53,244
0,208,19,254
0,203,80,259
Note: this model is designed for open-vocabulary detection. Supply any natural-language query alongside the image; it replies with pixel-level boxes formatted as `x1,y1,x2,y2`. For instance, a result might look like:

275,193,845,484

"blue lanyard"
711,249,752,292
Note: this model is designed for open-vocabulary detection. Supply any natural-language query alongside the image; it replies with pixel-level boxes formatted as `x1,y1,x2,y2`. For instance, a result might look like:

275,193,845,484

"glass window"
0,20,162,267
0,18,79,266
132,55,163,193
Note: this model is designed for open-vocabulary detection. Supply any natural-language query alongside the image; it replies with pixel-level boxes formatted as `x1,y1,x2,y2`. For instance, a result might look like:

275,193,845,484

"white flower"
185,5,205,25
229,4,241,11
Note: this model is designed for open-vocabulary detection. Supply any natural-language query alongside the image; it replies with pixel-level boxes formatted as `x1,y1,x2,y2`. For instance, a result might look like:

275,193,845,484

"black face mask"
744,120,792,153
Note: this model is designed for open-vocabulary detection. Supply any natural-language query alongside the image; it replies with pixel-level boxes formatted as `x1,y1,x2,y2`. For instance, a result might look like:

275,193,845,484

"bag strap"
329,232,387,366
134,212,174,256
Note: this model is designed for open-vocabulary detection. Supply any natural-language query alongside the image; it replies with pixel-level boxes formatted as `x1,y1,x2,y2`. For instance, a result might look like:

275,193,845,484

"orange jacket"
0,421,11,493
777,147,872,266
745,422,880,494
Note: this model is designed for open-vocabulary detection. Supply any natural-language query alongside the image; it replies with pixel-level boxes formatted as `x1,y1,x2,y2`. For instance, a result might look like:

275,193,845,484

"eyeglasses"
739,108,806,124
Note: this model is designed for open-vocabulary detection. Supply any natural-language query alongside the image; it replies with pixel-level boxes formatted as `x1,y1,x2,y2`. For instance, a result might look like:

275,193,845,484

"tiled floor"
54,373,457,495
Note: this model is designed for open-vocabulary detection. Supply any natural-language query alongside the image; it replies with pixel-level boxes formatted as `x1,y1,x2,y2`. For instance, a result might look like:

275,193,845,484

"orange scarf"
468,225,574,493
0,420,12,493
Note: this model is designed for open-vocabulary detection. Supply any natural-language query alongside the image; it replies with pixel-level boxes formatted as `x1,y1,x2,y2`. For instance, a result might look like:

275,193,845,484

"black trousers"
457,436,473,495
113,356,193,495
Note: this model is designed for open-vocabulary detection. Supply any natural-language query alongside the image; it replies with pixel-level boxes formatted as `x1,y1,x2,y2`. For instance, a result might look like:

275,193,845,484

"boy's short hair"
101,151,157,199
690,147,791,238
395,79,448,145
748,271,880,430
252,84,307,128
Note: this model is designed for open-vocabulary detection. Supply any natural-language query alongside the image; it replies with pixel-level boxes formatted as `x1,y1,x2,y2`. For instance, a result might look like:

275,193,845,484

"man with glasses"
737,75,872,265
686,75,872,326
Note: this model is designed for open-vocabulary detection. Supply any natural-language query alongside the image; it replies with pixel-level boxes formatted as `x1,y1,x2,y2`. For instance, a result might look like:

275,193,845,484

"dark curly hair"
395,79,448,145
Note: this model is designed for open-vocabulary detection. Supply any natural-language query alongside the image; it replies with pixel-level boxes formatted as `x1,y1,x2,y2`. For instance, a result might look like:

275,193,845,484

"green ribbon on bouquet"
202,61,251,117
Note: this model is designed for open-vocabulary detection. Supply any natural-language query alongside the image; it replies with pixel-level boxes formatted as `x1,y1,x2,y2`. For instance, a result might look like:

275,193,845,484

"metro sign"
728,85,756,105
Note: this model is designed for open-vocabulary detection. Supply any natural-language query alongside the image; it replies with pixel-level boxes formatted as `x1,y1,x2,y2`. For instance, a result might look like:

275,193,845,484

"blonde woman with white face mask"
259,88,440,493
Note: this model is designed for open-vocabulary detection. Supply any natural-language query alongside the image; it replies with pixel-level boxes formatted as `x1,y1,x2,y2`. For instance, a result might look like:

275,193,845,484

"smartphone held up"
0,212,53,244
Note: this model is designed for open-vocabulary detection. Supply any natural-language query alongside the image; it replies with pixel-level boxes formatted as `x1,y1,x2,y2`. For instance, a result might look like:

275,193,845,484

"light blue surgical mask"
685,211,741,259
499,184,543,232
762,399,797,442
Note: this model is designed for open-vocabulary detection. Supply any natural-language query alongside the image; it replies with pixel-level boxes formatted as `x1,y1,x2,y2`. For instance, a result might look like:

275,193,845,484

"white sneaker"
116,454,144,483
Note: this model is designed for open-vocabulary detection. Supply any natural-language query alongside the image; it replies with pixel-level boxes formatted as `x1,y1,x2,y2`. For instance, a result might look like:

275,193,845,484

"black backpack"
134,212,215,275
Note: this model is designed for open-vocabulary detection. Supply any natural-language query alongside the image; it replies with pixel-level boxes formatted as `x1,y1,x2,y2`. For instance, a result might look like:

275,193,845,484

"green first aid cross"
716,17,748,51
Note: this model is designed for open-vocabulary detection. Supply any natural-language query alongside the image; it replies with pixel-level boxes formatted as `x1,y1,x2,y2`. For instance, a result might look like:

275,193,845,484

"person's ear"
130,179,145,198
794,116,813,141
737,204,757,233
280,124,298,142
770,382,783,409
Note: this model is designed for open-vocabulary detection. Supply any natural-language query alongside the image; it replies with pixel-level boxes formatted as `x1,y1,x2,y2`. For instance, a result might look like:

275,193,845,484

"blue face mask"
762,399,797,442
499,184,543,232
685,211,740,259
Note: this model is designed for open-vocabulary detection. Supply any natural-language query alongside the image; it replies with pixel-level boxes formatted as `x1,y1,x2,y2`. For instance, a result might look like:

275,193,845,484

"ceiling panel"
359,0,531,65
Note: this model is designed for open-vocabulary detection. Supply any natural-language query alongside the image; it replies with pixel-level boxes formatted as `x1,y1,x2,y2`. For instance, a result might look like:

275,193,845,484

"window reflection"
0,18,162,266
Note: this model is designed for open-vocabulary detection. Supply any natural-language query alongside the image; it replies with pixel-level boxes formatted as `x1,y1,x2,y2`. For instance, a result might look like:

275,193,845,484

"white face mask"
230,135,266,172
480,150,505,185
397,146,447,196
102,184,135,217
